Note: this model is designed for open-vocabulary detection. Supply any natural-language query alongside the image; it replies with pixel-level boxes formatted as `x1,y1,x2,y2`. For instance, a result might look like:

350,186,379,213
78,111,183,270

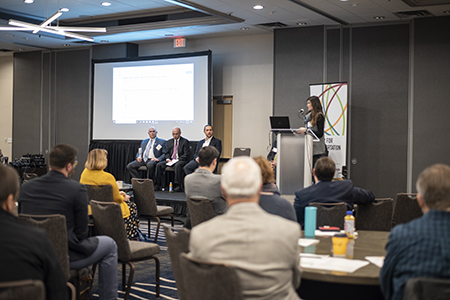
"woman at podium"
297,96,327,168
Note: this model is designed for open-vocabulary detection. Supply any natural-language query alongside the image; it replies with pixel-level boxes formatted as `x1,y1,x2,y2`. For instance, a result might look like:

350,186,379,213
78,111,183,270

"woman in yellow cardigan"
80,148,142,240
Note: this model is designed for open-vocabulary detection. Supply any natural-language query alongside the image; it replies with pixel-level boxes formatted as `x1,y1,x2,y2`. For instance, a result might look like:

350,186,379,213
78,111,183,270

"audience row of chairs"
309,193,422,231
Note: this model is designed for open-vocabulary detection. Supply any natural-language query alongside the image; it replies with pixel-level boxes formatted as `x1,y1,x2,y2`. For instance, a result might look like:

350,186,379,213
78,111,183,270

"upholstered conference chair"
355,198,393,231
0,280,45,300
392,193,423,228
403,277,450,300
131,178,174,242
90,200,160,300
309,202,347,229
186,196,217,227
164,225,190,300
233,147,251,157
84,184,114,202
179,253,244,300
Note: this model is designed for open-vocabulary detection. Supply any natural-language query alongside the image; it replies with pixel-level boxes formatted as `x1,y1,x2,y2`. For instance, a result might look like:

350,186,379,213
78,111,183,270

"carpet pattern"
90,220,183,300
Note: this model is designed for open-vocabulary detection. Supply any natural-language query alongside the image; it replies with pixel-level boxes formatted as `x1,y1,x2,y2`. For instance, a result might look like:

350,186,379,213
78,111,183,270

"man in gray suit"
189,156,302,300
184,146,227,228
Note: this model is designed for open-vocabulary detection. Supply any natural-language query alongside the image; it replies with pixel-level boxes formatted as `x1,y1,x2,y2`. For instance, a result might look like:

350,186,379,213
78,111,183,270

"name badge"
156,144,162,151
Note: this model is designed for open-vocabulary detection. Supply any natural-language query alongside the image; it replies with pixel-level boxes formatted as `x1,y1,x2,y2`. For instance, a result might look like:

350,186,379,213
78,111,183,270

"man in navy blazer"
293,157,375,227
155,127,190,192
184,124,222,175
126,126,167,181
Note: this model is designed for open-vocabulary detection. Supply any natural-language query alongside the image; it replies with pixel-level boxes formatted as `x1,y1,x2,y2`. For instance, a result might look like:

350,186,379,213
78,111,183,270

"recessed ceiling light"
101,2,112,6
23,0,34,3
444,10,450,14
240,27,250,31
297,22,307,26
5,34,14,37
18,48,25,51
374,16,385,20
165,34,174,37
352,3,359,7
62,44,70,47
100,40,109,43
253,5,264,10
60,8,70,12
340,0,349,1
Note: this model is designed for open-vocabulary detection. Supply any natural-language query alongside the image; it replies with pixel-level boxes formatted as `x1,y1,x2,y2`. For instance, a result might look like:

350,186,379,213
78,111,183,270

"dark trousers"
126,160,158,181
183,160,199,175
155,160,188,187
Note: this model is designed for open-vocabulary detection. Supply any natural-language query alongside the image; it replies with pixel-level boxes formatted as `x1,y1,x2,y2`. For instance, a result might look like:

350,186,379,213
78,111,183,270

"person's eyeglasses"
73,160,78,167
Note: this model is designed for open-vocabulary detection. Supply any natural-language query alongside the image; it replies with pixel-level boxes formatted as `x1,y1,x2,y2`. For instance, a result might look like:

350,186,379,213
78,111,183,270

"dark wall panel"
54,49,91,180
412,16,450,183
350,24,409,197
13,51,42,159
273,26,324,128
326,28,341,83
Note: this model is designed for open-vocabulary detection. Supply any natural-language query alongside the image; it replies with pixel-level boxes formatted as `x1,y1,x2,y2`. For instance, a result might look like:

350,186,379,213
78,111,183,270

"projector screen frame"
90,50,212,142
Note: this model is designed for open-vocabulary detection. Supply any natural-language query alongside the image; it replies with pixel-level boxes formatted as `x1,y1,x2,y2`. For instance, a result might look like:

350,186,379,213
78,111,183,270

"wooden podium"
275,130,313,195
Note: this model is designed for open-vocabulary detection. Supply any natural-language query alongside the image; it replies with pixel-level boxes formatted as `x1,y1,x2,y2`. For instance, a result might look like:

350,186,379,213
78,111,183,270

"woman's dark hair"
307,96,323,127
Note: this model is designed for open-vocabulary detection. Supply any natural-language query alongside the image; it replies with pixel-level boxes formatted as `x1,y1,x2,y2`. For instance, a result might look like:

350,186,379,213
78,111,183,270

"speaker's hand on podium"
296,127,306,134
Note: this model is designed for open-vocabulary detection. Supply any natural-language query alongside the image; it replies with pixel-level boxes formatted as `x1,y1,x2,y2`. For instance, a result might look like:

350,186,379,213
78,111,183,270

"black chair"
355,198,393,231
163,225,190,300
392,193,423,228
90,200,160,300
403,277,450,300
186,196,217,227
179,253,244,300
84,184,113,202
309,202,347,229
18,214,78,300
131,178,174,242
233,148,251,157
0,280,45,300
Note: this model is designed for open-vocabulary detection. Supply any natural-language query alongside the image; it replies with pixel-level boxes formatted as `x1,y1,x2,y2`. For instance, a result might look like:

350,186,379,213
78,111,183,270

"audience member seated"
253,156,296,222
0,164,68,300
184,124,222,175
18,144,118,300
266,138,277,171
155,127,190,192
293,157,375,227
184,146,227,229
80,148,144,240
189,156,301,300
380,164,450,300
126,127,167,182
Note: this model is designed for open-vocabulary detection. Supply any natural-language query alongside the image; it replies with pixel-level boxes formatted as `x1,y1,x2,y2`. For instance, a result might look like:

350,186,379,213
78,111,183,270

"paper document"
166,159,179,166
314,230,358,238
300,257,369,273
298,238,320,247
365,256,385,268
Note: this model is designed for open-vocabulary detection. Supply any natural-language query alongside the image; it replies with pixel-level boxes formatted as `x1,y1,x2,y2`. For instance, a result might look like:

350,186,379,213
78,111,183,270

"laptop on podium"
270,116,291,131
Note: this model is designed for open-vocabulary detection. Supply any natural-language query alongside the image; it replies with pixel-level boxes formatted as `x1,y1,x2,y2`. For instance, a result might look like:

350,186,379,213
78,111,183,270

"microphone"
299,109,305,114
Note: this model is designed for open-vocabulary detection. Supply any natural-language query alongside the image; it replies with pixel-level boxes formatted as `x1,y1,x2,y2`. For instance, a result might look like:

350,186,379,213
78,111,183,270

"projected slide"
113,63,194,124
92,51,211,140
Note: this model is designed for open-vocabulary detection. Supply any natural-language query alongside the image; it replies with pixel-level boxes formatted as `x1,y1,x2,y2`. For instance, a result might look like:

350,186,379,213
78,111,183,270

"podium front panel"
276,132,307,195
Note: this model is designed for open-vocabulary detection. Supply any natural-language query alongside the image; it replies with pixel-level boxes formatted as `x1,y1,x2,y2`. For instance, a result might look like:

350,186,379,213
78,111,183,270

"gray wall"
274,16,450,198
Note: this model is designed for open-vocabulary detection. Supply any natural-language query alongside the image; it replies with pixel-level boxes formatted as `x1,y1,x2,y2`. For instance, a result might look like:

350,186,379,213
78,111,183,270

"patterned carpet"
90,219,183,300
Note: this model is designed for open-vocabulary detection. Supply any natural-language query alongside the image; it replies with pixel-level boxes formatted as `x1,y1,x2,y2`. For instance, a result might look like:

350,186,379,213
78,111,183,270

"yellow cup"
332,234,348,257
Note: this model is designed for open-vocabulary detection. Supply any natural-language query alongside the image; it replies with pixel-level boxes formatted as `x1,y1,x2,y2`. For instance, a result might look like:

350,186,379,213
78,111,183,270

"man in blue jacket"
293,157,375,227
126,126,167,182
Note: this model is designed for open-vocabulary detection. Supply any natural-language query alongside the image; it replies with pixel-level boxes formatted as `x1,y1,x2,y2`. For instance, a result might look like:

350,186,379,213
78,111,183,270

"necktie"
143,140,153,162
172,140,178,160
149,139,155,159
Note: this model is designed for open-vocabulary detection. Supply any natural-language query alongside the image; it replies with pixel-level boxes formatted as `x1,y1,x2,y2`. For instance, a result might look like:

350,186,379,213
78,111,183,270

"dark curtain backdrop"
89,140,142,182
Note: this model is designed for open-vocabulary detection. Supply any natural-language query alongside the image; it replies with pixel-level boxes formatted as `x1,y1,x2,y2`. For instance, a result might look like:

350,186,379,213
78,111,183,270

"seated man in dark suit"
18,144,118,300
183,124,222,175
126,126,167,182
184,146,227,228
380,164,450,300
293,157,375,227
0,164,68,300
155,127,190,192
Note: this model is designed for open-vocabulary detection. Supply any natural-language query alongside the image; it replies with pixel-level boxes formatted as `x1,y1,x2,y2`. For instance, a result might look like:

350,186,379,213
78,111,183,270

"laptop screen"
270,116,290,130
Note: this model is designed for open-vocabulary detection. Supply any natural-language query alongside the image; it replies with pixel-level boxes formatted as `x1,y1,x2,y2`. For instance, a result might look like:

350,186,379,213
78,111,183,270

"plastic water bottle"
169,182,173,192
344,211,355,238
304,206,317,237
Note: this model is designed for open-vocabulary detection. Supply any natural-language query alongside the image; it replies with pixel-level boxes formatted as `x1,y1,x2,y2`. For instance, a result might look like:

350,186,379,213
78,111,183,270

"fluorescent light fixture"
9,19,94,42
53,26,106,32
101,2,112,6
253,5,264,10
24,0,34,3
61,8,70,12
33,10,63,34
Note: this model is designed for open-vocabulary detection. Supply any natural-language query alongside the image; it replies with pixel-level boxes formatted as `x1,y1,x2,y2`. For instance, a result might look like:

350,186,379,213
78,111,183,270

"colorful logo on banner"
310,82,348,178
319,83,347,137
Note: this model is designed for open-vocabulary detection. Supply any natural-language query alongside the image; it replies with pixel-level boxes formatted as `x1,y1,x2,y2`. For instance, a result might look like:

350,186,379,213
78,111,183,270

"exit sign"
174,38,186,48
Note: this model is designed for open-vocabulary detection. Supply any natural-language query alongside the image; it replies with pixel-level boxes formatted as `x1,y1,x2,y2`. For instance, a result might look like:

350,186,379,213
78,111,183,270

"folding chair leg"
152,256,160,298
124,262,135,300
148,218,151,240
154,217,161,243
122,263,126,292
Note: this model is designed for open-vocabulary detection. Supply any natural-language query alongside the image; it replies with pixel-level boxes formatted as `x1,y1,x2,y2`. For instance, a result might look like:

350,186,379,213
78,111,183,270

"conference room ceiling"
0,0,449,54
